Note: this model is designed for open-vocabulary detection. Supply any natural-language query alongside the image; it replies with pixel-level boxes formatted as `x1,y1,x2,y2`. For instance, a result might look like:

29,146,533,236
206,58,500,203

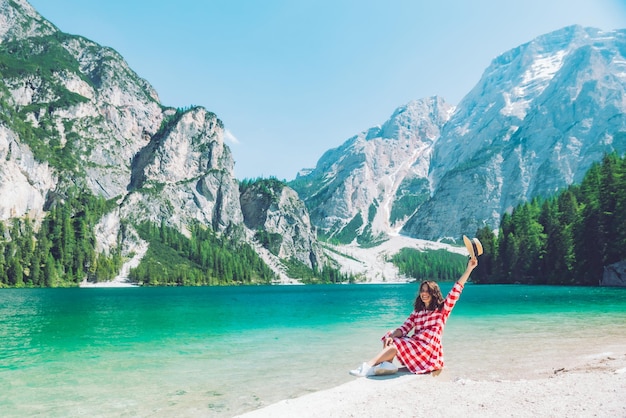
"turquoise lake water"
1,283,626,417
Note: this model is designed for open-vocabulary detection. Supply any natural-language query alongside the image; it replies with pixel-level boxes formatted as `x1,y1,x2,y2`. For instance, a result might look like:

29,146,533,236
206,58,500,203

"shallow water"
1,284,625,417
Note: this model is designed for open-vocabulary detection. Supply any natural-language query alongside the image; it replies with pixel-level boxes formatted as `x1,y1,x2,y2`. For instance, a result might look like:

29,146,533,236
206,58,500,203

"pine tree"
473,226,497,283
615,156,626,260
598,153,620,265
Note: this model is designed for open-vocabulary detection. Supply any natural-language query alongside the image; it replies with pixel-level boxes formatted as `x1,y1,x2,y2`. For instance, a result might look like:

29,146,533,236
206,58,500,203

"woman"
350,257,478,377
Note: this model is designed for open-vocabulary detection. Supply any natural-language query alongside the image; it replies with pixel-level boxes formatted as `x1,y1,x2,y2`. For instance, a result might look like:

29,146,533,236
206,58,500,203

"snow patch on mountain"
325,235,468,283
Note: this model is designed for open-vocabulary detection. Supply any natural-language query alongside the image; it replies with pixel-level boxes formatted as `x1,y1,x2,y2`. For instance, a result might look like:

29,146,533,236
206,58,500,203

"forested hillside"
0,187,121,287
0,187,279,287
472,153,626,286
128,222,276,286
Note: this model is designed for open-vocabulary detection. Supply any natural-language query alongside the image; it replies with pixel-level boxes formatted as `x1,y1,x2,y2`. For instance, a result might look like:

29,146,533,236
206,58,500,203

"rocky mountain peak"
403,26,626,240
294,26,626,243
0,0,56,42
240,178,324,271
290,96,453,244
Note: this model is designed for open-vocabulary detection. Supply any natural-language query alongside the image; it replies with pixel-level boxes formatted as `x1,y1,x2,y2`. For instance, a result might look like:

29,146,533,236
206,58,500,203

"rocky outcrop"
240,179,323,270
0,0,56,41
0,1,238,230
122,107,243,233
601,261,626,287
0,125,56,221
1,15,163,203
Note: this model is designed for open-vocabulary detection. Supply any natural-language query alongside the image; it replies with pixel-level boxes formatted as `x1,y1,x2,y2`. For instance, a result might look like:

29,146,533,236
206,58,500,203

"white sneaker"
349,362,373,377
372,361,398,376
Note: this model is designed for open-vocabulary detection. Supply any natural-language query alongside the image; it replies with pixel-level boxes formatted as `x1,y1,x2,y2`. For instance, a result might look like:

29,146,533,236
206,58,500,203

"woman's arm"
388,328,402,338
384,328,401,346
382,313,415,346
457,257,478,286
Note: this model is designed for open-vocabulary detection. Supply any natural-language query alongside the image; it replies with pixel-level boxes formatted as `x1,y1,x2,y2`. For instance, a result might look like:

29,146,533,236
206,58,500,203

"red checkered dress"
382,282,464,374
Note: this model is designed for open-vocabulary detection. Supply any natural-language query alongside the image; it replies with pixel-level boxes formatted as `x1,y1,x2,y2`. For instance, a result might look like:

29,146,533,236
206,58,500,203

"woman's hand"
467,256,478,271
384,329,399,346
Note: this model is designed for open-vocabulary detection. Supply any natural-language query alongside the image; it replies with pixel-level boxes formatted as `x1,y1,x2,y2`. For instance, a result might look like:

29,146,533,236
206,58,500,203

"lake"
1,283,626,417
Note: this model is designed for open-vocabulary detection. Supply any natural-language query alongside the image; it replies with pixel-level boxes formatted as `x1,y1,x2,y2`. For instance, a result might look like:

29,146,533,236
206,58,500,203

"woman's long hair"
413,280,444,311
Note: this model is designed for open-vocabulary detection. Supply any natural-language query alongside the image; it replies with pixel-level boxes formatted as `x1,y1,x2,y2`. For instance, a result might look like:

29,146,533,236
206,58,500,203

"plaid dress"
382,282,464,374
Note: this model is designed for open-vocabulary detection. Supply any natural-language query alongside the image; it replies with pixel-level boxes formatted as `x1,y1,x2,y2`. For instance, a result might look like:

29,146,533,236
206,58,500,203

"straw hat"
463,235,484,260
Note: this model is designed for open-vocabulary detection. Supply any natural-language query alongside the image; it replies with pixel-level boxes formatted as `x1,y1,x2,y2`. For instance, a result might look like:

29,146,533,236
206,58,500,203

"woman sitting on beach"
350,257,478,377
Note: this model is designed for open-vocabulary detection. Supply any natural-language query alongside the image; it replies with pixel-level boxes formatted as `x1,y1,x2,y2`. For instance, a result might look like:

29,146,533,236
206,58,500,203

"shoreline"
236,353,626,417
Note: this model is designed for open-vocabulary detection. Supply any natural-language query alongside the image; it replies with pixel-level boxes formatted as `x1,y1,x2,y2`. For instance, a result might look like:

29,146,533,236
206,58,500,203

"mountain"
294,25,626,242
4,0,626,285
290,97,453,244
239,178,324,274
404,25,626,240
0,0,324,285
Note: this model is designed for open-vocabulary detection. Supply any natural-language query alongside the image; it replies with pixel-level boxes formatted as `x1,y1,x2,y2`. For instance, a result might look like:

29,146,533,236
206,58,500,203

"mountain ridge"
294,25,626,242
0,0,327,286
2,0,626,285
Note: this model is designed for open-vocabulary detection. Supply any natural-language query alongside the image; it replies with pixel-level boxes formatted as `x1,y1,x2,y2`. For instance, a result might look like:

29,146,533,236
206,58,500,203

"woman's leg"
366,344,397,367
350,341,399,376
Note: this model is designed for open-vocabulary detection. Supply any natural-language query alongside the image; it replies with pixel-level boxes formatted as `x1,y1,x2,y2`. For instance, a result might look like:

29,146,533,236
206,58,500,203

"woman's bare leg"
366,344,397,366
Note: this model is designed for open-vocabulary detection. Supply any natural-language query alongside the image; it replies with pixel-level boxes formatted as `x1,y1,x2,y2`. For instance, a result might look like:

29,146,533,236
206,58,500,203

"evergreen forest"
0,187,277,287
128,222,276,286
1,153,623,288
471,153,626,286
391,248,467,282
0,187,122,287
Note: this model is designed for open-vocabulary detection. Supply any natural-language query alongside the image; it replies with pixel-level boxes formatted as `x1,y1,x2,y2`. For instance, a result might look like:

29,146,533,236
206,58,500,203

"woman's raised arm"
457,257,478,287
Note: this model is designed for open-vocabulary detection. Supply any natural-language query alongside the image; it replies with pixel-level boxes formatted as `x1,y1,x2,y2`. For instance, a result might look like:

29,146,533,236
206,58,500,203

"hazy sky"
28,0,626,180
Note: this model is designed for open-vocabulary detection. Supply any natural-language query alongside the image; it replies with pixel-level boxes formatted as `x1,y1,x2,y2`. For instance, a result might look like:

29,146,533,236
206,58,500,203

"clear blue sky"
28,0,626,180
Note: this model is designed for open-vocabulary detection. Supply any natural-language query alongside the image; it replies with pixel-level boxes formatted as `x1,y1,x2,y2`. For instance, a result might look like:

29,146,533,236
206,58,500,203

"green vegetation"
352,202,389,247
390,195,422,224
389,177,430,224
0,185,277,287
0,34,92,171
129,222,276,286
283,257,357,284
333,212,363,244
0,33,90,85
367,202,377,223
0,187,121,287
254,229,283,255
472,152,626,286
391,248,467,281
239,176,286,194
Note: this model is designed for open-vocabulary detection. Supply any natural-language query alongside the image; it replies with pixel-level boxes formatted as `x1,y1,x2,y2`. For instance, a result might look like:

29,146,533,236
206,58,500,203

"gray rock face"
402,26,626,240
2,26,163,203
240,180,323,269
601,261,626,287
122,108,242,233
295,26,626,242
291,97,453,242
0,126,55,221
0,0,56,41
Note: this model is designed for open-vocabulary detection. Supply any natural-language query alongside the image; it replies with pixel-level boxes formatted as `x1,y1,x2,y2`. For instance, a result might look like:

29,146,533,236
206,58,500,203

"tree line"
128,221,276,286
391,248,467,282
282,257,357,284
472,152,626,286
0,187,122,287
